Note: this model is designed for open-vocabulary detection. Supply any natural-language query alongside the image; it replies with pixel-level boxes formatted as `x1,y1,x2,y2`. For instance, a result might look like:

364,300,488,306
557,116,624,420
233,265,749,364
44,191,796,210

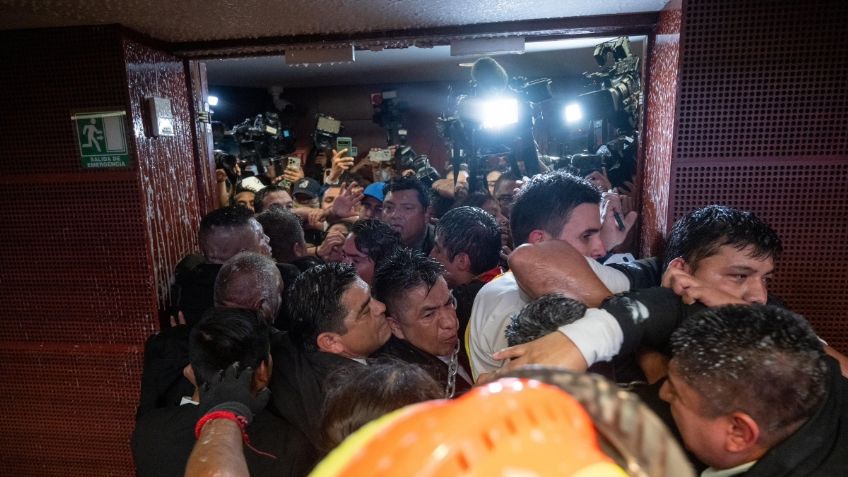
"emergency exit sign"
72,111,130,168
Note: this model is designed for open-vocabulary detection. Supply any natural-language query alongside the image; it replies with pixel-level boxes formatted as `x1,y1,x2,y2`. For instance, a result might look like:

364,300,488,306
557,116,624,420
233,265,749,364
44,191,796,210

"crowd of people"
132,143,848,477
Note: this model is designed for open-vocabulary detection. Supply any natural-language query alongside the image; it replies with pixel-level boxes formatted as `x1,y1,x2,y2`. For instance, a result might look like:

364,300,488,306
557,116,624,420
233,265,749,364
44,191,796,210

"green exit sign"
73,111,130,168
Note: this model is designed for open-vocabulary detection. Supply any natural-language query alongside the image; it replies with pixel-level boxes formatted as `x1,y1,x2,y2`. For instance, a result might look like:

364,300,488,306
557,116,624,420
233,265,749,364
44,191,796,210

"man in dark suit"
132,307,316,477
269,263,392,449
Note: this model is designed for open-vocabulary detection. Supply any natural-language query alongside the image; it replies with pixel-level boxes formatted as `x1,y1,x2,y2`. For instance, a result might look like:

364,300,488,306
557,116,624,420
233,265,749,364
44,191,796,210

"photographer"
442,57,548,193
561,153,637,255
215,151,241,209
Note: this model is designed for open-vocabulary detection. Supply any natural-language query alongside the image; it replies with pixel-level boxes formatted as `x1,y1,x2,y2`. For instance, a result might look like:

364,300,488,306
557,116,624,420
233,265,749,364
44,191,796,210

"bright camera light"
564,103,583,123
480,97,519,130
207,95,219,106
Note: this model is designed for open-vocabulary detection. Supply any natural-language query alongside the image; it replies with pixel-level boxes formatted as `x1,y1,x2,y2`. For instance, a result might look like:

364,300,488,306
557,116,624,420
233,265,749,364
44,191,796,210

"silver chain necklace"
445,340,459,398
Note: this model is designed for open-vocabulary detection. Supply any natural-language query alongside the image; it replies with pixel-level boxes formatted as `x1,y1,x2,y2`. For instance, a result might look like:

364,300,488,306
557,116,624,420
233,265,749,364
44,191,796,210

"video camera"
371,90,407,145
313,114,343,150
437,58,552,193
555,136,636,194
395,145,440,188
578,37,642,133
214,150,239,185
230,112,295,169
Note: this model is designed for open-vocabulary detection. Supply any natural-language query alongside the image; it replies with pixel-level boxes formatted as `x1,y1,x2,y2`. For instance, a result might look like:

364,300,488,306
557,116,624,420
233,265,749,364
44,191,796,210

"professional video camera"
214,150,239,185
395,145,440,187
230,112,295,168
313,114,343,150
212,121,240,156
561,37,642,192
578,37,642,133
371,90,408,145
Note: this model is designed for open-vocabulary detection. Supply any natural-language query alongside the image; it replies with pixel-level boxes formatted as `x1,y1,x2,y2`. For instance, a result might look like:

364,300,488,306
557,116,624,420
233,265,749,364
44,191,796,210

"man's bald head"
213,252,283,323
199,206,272,264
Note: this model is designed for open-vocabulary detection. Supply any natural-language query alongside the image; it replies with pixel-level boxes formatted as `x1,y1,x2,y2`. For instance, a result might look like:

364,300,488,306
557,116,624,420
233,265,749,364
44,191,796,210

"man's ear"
725,412,761,453
293,240,306,257
424,205,433,223
316,332,344,355
667,257,693,274
387,315,405,340
252,356,271,392
527,229,548,245
455,252,472,273
256,297,274,323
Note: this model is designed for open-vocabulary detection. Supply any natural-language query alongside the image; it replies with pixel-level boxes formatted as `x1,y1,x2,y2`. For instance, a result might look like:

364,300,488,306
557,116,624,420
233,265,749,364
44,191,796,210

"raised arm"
508,241,614,307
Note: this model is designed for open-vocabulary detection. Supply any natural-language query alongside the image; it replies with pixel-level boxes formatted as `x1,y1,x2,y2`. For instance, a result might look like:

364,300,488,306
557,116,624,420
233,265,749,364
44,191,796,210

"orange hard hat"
311,378,627,477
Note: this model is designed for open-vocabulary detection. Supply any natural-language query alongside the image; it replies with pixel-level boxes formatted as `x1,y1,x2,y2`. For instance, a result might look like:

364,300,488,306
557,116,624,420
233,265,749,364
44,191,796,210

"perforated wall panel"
671,160,848,350
0,345,143,477
0,27,128,177
666,0,848,352
676,0,848,160
0,179,156,344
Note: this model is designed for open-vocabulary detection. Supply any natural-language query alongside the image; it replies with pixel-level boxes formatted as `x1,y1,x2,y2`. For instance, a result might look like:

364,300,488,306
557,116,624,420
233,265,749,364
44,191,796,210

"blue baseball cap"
364,182,385,202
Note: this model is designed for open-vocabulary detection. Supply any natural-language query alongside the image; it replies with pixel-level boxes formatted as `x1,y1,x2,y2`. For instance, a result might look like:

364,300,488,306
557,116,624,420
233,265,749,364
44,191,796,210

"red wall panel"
0,26,200,475
667,0,848,351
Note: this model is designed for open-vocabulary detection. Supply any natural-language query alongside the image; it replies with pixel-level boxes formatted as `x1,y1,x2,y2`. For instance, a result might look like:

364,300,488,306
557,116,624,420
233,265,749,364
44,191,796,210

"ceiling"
0,0,667,43
0,0,661,88
205,36,646,88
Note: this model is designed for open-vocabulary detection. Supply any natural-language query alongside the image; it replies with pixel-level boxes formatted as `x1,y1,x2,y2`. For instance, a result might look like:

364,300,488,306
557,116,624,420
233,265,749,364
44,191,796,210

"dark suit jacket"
374,336,472,397
132,403,318,477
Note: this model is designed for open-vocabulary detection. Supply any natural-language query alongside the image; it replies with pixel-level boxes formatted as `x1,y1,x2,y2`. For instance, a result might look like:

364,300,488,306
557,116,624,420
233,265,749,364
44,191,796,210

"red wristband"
194,410,278,460
194,410,248,440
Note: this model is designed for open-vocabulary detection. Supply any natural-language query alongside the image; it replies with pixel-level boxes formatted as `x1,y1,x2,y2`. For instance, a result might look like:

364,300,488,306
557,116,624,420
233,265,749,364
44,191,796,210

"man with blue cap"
360,182,385,220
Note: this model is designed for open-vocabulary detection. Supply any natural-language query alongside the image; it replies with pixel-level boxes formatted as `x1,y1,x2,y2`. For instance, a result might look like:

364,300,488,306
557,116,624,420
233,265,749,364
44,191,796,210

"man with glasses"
492,173,520,218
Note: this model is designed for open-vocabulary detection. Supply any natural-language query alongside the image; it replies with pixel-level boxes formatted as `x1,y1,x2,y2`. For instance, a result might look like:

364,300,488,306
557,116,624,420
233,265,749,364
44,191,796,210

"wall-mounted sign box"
145,96,175,137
